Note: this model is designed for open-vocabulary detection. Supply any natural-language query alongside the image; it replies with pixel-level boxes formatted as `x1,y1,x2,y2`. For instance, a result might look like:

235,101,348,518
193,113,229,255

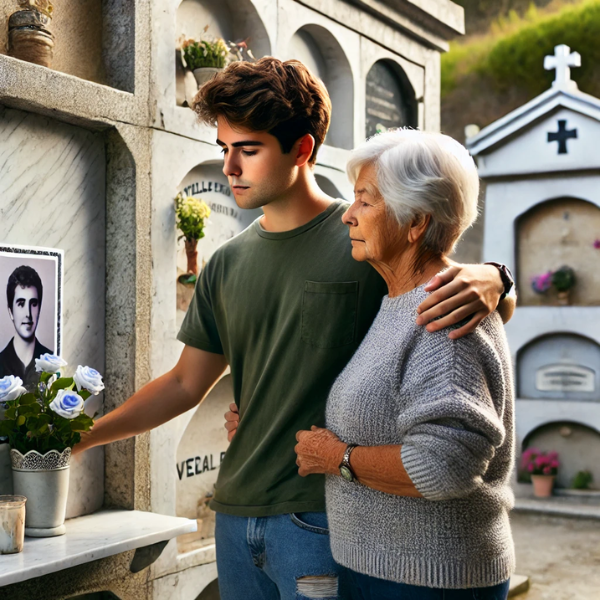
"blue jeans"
340,569,510,600
215,511,343,600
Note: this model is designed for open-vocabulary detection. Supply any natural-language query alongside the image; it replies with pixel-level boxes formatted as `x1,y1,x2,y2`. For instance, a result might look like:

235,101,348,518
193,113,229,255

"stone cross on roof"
544,44,581,92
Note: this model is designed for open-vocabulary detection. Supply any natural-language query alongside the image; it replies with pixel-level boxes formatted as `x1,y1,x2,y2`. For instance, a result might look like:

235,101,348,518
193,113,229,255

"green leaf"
40,372,52,383
16,415,25,427
5,406,17,419
52,377,75,391
18,393,37,405
79,390,91,401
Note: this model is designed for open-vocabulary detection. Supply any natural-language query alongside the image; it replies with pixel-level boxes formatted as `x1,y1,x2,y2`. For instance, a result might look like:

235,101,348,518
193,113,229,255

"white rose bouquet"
0,354,102,454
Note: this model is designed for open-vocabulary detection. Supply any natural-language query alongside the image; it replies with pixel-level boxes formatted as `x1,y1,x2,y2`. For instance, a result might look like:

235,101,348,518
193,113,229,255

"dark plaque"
365,61,416,138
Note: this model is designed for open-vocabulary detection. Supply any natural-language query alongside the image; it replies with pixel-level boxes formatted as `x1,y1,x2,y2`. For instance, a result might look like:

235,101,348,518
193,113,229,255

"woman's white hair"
347,128,480,255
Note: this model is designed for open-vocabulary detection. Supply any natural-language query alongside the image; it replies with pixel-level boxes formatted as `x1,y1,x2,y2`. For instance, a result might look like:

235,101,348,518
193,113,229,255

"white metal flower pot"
192,67,222,88
10,448,71,537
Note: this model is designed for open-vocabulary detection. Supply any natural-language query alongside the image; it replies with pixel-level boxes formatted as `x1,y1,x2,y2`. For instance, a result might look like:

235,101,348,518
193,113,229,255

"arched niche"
288,25,354,150
516,197,600,306
195,579,220,600
315,174,343,199
521,421,600,489
175,0,272,106
365,60,417,138
175,162,262,316
517,333,600,402
176,375,233,553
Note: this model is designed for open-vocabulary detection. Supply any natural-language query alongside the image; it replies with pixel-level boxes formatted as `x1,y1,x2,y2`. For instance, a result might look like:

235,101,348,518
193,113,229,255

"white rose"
35,354,68,374
73,366,105,395
49,389,84,419
0,376,27,402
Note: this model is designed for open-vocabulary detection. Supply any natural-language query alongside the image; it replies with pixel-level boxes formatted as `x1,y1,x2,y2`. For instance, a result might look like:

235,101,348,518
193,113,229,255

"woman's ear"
407,214,431,244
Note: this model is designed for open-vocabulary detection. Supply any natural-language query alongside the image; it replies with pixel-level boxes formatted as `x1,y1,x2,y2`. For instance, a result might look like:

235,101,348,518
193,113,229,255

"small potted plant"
552,265,576,305
180,36,230,87
8,0,54,68
521,447,559,498
0,355,103,537
175,192,211,285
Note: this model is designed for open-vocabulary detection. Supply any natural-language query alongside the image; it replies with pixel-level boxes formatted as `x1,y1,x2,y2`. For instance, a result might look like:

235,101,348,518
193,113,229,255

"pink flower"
550,460,559,469
594,239,600,249
528,464,535,473
543,466,552,475
548,451,559,461
535,455,547,468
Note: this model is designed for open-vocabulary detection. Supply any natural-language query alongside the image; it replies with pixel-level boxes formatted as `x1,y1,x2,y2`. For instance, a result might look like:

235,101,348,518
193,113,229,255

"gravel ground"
511,512,600,599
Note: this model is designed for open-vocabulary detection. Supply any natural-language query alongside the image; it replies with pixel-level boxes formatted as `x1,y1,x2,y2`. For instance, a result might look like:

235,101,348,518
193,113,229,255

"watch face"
340,465,354,482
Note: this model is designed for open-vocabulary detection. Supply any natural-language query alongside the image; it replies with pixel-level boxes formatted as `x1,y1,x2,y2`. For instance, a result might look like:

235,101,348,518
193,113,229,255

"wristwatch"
339,444,357,483
485,262,514,301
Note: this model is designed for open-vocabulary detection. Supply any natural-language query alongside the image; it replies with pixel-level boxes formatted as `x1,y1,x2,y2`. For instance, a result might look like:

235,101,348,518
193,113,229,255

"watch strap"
485,262,514,301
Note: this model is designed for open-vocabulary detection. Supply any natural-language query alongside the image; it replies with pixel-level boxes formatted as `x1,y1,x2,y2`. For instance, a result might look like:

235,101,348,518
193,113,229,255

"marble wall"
0,105,105,517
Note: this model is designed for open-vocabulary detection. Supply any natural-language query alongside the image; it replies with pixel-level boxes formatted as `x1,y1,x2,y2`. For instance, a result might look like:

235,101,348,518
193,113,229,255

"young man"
0,265,52,388
75,58,514,599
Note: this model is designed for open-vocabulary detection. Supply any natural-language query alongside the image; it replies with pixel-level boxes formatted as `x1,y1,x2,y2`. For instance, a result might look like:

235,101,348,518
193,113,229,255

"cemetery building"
467,45,600,492
0,0,464,598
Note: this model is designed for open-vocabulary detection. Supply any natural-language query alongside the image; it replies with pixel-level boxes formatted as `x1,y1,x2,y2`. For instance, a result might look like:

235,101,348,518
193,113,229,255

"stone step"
509,575,530,597
513,497,600,520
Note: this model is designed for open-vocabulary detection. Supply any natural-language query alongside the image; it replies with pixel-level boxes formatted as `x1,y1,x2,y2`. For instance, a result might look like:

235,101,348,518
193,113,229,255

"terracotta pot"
531,474,555,498
10,448,71,537
8,10,54,68
185,239,199,276
557,291,570,306
192,67,222,87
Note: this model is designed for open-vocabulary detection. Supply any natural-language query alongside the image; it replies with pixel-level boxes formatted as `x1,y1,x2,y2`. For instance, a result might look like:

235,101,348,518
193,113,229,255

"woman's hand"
224,403,239,442
295,426,346,477
416,263,506,339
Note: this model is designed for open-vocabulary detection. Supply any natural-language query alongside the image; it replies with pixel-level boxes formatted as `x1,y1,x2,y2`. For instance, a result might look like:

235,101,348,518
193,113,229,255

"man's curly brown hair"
192,57,332,164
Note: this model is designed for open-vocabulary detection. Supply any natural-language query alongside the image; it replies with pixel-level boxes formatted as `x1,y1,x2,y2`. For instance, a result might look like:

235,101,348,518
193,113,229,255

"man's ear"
407,214,431,244
295,134,316,168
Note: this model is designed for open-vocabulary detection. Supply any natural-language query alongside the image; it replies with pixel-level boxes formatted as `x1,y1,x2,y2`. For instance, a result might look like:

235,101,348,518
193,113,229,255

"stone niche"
175,374,232,553
315,174,344,200
365,59,417,138
0,105,105,516
523,422,600,489
517,333,600,402
0,0,135,91
176,162,261,316
517,198,600,307
175,0,271,106
288,25,354,150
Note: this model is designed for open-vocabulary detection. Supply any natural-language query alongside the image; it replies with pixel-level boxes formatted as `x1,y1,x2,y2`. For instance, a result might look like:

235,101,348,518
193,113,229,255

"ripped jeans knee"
296,574,339,599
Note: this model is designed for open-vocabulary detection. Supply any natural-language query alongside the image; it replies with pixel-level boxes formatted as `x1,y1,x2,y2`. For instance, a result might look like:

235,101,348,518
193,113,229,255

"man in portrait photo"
0,265,53,388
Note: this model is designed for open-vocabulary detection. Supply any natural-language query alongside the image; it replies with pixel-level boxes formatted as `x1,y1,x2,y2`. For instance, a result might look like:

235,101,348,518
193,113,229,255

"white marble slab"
0,510,197,587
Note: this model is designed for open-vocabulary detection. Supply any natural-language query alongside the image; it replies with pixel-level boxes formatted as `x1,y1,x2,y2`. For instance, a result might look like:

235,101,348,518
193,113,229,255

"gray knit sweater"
325,285,515,589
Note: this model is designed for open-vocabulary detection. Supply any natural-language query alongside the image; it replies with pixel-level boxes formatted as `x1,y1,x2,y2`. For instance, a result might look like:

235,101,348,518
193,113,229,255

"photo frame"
0,245,63,387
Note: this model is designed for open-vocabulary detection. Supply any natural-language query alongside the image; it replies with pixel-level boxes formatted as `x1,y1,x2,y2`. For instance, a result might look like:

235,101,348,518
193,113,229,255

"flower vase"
8,10,54,68
531,474,555,498
192,67,222,88
10,448,71,537
557,291,570,306
184,239,199,277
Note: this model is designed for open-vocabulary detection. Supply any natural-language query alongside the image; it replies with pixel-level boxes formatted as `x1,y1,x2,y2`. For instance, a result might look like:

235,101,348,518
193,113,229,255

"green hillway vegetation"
441,0,600,140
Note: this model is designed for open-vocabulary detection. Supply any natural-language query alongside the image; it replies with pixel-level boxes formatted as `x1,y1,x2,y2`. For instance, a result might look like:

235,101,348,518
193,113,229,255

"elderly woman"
295,130,515,600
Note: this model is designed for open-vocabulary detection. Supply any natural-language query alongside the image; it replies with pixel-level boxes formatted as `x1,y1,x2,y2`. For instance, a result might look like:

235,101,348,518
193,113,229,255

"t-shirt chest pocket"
301,281,358,349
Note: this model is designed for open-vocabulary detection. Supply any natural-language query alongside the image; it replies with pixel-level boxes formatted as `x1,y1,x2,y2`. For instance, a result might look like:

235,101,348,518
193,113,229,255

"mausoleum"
467,45,600,492
0,0,464,598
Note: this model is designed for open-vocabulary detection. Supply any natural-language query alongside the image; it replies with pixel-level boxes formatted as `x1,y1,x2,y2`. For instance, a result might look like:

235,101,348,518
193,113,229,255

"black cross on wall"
547,119,578,154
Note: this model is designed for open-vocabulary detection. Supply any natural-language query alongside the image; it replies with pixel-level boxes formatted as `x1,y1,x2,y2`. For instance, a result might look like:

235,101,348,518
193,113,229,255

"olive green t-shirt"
177,200,387,516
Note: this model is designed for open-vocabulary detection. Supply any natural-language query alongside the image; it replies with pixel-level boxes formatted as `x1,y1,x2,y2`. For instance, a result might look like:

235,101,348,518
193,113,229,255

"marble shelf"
0,509,197,588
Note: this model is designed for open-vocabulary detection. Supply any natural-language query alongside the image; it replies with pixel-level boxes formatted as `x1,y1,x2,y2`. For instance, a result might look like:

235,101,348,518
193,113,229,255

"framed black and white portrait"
0,245,63,388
